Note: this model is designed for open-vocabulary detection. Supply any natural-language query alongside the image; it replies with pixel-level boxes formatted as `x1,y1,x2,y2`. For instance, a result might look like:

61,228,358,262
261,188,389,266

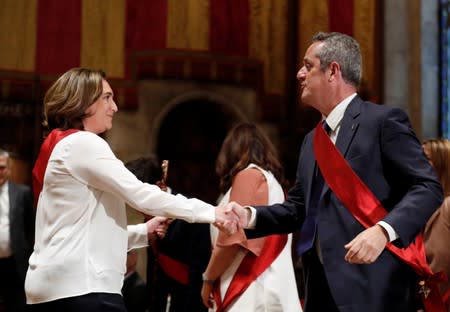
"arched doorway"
156,99,237,204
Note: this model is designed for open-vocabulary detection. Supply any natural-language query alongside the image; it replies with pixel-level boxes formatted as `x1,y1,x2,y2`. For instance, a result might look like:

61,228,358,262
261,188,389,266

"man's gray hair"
0,148,10,168
312,32,362,87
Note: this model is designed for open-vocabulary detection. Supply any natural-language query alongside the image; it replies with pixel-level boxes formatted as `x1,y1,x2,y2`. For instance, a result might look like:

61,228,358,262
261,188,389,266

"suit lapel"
320,96,361,196
335,96,362,157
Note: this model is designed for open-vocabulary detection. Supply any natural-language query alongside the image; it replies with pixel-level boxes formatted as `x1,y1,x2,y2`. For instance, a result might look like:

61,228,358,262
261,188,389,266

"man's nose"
296,67,305,80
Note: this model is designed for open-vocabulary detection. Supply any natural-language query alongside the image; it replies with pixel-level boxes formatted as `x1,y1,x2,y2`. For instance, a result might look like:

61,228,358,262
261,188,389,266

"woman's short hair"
44,68,106,130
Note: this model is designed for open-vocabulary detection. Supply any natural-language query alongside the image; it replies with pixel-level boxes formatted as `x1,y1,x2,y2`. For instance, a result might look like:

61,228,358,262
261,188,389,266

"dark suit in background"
122,271,148,312
151,220,210,312
0,181,34,312
124,157,211,312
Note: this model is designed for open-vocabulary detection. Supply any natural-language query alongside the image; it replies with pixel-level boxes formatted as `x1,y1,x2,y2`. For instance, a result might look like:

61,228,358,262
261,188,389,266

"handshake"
214,202,251,234
143,202,252,239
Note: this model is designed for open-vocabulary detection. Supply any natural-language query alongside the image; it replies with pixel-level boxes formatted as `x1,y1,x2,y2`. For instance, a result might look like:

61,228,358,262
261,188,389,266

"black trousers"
302,249,340,312
0,256,26,312
26,293,126,312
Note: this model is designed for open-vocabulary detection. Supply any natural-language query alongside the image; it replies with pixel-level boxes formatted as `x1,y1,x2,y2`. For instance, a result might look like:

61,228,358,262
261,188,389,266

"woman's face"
83,79,118,134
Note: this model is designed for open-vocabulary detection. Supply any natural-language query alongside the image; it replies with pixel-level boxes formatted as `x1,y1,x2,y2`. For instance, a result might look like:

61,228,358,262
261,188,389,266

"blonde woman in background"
422,138,450,311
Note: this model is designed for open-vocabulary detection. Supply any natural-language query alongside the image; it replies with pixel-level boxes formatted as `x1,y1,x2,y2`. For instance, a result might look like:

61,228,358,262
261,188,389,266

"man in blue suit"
226,32,443,311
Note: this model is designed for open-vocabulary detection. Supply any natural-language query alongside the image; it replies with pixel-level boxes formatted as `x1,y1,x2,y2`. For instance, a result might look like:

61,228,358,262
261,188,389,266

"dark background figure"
122,250,148,312
125,157,211,312
0,149,34,312
154,218,211,312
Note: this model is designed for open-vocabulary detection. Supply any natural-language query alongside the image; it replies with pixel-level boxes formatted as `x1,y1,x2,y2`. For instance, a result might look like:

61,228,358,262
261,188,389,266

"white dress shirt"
0,182,11,258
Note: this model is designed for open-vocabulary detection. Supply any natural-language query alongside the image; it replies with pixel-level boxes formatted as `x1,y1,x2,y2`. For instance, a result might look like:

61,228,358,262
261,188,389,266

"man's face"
296,42,330,110
83,79,118,134
0,156,9,186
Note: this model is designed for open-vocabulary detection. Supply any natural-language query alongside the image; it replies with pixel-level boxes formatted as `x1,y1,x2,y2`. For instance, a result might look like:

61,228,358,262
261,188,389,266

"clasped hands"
214,201,250,234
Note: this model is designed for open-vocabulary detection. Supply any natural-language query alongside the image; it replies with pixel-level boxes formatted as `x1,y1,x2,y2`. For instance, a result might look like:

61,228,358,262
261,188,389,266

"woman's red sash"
213,234,287,312
313,122,448,312
32,129,79,207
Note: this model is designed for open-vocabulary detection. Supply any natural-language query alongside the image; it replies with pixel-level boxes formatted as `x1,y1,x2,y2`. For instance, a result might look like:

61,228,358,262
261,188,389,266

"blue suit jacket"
252,96,443,312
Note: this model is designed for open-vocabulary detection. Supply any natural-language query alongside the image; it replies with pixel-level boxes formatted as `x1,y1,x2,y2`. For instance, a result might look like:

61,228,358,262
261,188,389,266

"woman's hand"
146,216,171,241
201,280,215,308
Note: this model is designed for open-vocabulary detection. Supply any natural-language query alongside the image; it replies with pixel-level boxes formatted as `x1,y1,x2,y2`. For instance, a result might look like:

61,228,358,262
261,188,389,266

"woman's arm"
66,132,216,223
201,168,268,307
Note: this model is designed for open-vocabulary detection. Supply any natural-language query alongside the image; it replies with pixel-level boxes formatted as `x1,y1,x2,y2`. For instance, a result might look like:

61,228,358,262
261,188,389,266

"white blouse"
25,131,215,304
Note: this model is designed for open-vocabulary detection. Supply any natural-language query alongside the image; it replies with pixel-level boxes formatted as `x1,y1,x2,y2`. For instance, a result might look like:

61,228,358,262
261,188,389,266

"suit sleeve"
379,108,443,246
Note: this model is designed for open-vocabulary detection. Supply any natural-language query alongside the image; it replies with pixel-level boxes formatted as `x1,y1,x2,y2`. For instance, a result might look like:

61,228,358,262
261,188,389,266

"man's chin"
300,94,310,105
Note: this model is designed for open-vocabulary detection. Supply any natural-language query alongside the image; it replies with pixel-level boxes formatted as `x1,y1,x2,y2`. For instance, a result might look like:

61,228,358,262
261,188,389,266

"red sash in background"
157,253,189,285
313,122,448,312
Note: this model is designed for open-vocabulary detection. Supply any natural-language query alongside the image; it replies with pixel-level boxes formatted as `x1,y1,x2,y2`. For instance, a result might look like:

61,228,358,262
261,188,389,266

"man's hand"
344,224,389,264
228,201,250,228
214,205,239,235
146,216,171,241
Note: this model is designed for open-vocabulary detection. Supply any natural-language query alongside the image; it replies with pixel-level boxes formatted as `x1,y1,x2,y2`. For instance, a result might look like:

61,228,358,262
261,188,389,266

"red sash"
32,129,79,207
313,122,448,311
157,252,189,285
213,234,287,312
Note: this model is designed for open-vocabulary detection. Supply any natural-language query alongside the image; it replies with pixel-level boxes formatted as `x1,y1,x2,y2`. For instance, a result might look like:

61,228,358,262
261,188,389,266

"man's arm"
344,108,443,264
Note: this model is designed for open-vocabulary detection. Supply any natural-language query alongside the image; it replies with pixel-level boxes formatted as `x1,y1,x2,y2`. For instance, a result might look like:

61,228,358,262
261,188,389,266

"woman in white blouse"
25,68,234,312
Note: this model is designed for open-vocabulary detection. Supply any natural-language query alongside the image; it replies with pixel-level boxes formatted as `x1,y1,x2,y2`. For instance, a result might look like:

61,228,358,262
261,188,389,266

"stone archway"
156,98,239,204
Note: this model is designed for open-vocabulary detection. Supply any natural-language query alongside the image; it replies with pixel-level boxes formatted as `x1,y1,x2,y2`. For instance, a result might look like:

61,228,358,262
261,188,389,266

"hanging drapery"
0,0,380,106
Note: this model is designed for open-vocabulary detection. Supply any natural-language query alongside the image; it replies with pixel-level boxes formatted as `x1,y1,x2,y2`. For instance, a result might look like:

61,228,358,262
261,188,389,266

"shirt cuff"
377,221,399,242
127,223,149,251
246,206,257,229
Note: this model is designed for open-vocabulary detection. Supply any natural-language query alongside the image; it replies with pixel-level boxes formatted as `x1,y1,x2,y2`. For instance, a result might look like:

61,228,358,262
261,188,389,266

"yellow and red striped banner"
0,0,37,72
0,0,379,98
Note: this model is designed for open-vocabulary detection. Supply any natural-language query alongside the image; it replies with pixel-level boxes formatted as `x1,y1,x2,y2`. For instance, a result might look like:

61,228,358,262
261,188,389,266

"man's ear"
328,61,340,82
